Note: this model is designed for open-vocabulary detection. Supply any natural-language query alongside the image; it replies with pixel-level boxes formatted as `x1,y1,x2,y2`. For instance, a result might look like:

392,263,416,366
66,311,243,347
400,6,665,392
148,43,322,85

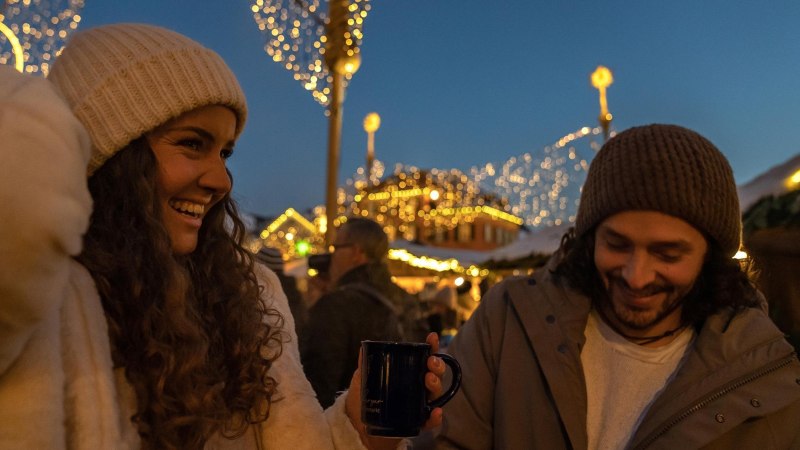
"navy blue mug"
361,340,462,437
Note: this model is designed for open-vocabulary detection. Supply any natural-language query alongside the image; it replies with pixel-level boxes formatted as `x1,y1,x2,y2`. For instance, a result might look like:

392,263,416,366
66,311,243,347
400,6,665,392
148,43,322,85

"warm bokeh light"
363,111,381,133
251,0,370,107
0,0,84,76
591,65,613,90
335,52,361,75
787,168,800,189
344,125,605,230
0,20,24,72
591,65,613,118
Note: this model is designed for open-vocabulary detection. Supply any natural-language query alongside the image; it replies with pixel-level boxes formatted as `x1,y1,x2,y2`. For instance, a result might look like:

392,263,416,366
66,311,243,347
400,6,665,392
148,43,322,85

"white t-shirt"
582,309,695,450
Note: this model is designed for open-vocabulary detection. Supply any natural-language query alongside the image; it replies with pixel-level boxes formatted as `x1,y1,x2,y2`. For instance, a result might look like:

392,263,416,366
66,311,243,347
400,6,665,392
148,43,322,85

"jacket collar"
629,307,800,448
504,269,591,450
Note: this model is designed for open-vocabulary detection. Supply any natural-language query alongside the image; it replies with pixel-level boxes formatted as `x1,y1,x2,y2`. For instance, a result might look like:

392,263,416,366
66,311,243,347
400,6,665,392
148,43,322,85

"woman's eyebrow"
165,126,236,148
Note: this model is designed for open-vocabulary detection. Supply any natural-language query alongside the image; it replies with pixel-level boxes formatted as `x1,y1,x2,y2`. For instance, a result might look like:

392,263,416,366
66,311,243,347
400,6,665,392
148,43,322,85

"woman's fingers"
427,353,446,375
423,407,443,430
426,332,440,353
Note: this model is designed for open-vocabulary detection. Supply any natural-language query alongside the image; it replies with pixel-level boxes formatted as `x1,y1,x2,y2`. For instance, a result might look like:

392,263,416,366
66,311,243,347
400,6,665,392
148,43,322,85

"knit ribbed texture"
257,246,284,272
48,23,247,176
575,124,741,257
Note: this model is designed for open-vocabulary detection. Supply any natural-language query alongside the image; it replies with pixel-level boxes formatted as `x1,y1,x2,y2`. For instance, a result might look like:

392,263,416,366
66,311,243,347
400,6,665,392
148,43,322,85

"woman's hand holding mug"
345,332,458,450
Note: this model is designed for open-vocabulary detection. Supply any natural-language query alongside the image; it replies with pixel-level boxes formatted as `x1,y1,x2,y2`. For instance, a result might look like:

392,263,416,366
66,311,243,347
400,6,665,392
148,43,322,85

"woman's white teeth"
169,200,204,217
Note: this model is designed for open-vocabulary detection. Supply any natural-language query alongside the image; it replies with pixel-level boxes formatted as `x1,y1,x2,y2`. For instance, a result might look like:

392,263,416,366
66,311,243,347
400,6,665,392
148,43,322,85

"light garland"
340,126,605,234
470,125,608,228
387,248,489,276
259,207,325,260
341,163,522,245
261,207,317,238
0,0,84,75
251,0,370,107
258,208,495,275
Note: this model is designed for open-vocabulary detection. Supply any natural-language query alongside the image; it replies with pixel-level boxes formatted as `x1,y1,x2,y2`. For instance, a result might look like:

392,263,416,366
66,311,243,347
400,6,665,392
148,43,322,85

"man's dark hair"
340,217,389,262
552,227,761,327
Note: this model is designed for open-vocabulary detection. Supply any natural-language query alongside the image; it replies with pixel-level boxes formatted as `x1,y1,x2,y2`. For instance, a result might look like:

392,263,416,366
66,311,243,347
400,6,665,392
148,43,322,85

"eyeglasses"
329,242,355,252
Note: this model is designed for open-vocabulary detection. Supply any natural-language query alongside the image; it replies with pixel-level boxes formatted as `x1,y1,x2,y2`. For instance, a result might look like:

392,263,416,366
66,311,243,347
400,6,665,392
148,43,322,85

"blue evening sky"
78,1,800,217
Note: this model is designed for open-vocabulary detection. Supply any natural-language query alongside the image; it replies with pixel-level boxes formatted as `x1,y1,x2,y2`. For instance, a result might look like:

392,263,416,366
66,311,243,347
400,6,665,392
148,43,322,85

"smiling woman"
146,105,236,255
0,22,445,450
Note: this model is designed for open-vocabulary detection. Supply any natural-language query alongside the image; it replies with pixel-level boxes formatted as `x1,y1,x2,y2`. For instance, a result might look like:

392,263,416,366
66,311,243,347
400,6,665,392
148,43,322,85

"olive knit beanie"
48,23,247,176
575,124,741,257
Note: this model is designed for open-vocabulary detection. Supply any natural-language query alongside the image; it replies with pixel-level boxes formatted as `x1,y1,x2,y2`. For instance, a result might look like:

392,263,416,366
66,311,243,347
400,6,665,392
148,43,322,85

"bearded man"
436,124,800,449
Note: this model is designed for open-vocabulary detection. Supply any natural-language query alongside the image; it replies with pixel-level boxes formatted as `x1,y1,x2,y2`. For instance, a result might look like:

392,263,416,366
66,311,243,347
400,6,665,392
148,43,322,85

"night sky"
76,0,800,217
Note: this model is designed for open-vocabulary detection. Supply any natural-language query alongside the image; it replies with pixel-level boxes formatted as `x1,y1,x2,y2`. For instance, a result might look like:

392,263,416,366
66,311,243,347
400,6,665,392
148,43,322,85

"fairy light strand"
0,0,84,75
251,0,370,107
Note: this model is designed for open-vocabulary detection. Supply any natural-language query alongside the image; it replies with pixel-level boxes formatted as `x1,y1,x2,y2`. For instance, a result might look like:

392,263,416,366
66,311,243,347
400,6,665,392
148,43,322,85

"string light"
259,207,325,259
470,125,608,228
388,248,488,276
251,0,370,107
341,163,522,244
342,126,608,232
0,0,84,75
258,127,610,268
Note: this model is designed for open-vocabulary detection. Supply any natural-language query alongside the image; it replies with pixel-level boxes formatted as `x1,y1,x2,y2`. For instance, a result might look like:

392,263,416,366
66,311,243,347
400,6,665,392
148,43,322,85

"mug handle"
426,353,462,411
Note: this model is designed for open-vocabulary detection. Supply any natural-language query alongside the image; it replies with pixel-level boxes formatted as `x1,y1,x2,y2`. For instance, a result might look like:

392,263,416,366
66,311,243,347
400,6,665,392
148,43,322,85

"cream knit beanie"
575,124,741,257
48,23,247,176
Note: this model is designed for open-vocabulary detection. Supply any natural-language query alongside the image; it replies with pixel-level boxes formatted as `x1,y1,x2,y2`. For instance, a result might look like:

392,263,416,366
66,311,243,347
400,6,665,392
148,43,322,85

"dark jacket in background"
300,262,405,408
275,271,307,337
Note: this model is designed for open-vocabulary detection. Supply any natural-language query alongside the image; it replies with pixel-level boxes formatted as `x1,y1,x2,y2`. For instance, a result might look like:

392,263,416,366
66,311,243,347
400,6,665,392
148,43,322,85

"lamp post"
251,0,371,247
591,65,613,142
363,112,381,185
323,0,362,246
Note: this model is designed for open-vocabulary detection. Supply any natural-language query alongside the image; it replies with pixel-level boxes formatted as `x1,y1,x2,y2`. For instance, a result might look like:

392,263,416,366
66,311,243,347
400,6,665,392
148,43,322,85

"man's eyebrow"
597,226,628,241
598,225,694,251
648,241,693,252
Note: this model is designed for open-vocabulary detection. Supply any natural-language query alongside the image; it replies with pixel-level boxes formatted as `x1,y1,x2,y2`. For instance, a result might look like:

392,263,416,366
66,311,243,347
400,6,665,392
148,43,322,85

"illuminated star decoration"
251,0,370,108
0,0,84,75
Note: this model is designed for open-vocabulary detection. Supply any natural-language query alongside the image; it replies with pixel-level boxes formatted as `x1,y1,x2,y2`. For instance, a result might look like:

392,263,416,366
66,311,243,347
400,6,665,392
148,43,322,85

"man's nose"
621,253,656,291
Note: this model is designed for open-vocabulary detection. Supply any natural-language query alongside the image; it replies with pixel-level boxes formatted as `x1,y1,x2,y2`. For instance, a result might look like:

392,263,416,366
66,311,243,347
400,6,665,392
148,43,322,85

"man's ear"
352,245,369,265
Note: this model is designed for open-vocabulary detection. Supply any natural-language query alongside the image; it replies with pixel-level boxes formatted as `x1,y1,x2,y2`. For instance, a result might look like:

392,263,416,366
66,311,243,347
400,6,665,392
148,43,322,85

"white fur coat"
0,66,365,450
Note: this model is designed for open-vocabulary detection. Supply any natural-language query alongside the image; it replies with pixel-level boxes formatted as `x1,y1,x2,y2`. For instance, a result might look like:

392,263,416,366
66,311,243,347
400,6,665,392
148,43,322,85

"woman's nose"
200,157,232,195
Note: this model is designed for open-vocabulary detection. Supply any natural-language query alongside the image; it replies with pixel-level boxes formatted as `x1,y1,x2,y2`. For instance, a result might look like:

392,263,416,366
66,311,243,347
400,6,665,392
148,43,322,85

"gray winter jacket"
436,268,800,449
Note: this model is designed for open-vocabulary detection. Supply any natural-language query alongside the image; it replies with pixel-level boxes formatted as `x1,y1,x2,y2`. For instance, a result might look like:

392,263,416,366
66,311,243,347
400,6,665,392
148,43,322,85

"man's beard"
601,273,685,331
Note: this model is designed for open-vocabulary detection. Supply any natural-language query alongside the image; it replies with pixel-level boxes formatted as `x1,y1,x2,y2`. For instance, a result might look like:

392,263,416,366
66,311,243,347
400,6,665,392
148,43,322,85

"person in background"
0,24,445,450
436,124,800,449
454,279,477,324
257,246,307,336
301,217,410,408
424,286,459,350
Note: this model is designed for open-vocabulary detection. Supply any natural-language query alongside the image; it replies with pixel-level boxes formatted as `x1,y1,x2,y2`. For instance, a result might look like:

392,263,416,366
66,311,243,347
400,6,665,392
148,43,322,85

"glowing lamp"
334,52,361,76
363,112,381,133
295,239,311,256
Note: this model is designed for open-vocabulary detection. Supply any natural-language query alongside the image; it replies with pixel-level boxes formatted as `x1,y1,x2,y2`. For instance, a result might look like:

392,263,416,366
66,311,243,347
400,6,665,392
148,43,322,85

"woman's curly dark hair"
77,138,284,449
552,227,761,328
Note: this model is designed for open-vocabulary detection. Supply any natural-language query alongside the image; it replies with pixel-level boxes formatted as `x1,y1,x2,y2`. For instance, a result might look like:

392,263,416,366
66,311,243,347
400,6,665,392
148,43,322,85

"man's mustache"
607,273,674,298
